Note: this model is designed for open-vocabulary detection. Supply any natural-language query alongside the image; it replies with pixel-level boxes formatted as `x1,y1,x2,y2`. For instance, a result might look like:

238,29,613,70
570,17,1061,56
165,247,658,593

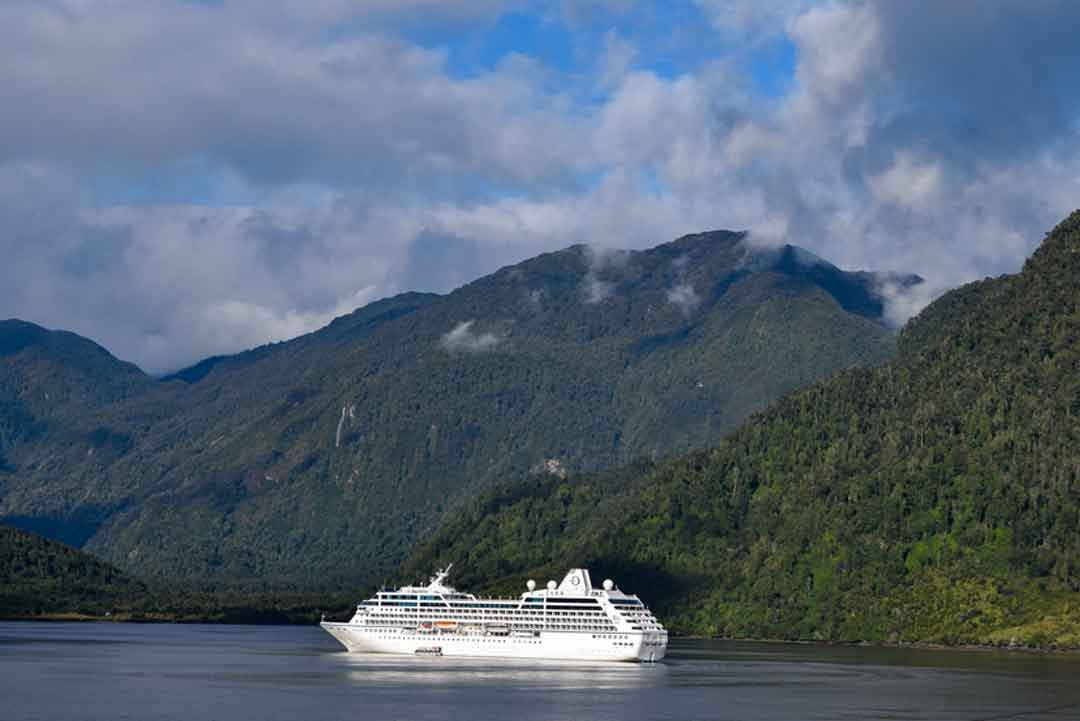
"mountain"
0,524,350,623
0,524,145,617
399,212,1080,648
0,320,162,546
1,231,908,590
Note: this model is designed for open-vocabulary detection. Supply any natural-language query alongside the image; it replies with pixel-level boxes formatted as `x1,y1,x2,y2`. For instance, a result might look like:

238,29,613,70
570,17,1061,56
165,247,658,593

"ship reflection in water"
335,651,669,689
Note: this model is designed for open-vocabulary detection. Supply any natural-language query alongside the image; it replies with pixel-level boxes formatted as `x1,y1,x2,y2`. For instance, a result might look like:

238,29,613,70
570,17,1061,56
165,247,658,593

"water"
1,622,1078,721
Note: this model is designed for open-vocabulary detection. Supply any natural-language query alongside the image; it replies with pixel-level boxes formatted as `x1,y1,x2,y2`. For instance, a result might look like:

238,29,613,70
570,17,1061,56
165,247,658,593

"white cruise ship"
321,566,668,662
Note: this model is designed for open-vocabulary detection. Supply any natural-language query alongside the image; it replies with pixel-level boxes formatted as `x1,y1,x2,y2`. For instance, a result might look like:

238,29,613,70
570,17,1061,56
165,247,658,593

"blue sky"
1,1,1079,371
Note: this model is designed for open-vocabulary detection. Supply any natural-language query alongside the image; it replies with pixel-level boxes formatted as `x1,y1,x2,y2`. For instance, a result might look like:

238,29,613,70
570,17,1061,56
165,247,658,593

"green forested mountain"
0,524,145,617
1,231,905,590
0,524,353,623
0,321,159,546
400,212,1080,648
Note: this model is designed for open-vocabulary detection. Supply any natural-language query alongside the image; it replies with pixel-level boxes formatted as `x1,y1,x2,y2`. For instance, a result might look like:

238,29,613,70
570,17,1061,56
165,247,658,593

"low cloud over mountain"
1,1,1077,371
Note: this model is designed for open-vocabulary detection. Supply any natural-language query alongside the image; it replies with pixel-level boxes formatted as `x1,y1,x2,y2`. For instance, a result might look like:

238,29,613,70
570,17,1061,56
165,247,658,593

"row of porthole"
370,609,612,616
369,613,610,620
589,635,634,647
364,631,539,644
362,625,617,633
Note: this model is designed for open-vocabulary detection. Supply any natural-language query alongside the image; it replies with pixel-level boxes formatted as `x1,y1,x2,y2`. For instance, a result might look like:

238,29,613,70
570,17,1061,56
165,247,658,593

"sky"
3,0,1079,373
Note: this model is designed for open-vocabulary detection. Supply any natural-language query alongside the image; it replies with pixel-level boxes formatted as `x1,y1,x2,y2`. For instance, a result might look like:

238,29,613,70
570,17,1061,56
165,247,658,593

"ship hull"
320,622,667,662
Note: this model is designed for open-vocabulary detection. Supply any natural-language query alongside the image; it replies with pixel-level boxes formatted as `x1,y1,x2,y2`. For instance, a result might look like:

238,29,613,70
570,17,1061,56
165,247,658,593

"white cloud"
440,321,501,353
598,30,638,89
868,152,944,211
0,1,584,191
788,2,882,108
667,282,700,315
0,163,403,371
3,0,1080,371
666,255,701,315
747,216,789,248
583,273,615,304
724,121,780,168
694,0,813,34
196,291,379,357
873,277,940,329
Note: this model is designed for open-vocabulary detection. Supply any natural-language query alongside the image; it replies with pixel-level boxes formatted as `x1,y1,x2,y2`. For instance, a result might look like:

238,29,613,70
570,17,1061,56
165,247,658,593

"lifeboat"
415,646,443,656
510,629,538,638
435,620,458,632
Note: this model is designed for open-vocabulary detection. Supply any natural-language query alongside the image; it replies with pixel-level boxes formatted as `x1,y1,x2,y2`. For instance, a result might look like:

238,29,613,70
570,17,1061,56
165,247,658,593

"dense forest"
0,524,353,623
1,230,905,590
400,211,1080,649
0,525,145,617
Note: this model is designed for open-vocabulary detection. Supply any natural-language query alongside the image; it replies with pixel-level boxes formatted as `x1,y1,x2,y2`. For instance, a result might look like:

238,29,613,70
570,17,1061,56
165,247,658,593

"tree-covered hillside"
0,320,161,546
1,231,906,590
401,212,1080,648
0,524,145,617
0,524,355,622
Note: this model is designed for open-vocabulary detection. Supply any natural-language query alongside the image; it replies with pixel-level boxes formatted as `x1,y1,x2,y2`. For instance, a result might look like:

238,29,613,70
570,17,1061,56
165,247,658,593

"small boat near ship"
321,566,668,662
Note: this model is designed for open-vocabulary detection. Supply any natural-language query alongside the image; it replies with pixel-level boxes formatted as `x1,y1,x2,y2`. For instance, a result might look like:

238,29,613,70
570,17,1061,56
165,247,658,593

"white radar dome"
526,579,536,591
547,580,557,591
603,579,614,591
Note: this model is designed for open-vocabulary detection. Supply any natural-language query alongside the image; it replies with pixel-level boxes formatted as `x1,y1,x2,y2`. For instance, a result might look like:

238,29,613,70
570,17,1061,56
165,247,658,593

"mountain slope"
0,524,145,617
0,320,163,546
1,231,906,590
400,212,1080,647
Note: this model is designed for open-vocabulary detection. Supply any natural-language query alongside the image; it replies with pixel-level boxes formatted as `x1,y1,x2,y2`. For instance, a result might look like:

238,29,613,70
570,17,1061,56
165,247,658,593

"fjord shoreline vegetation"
0,525,354,624
400,211,1080,651
2,523,1076,651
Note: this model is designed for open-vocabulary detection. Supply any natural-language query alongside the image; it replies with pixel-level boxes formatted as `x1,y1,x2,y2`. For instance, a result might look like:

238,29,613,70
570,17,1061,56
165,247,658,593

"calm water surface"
2,622,1078,721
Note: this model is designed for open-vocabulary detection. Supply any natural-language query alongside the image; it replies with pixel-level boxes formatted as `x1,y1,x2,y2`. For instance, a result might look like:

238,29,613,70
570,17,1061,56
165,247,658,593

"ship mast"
428,563,453,590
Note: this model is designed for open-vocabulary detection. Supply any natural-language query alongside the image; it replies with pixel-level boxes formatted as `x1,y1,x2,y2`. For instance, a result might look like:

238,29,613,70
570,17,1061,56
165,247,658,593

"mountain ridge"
399,211,1080,648
1,229,912,590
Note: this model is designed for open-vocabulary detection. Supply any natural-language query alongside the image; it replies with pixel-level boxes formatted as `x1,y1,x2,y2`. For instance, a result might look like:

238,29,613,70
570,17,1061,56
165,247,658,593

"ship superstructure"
320,567,668,662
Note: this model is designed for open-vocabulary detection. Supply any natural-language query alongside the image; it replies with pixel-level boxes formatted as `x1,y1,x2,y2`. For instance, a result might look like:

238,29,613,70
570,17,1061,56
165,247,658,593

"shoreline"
677,634,1080,656
6,614,1078,655
0,611,329,625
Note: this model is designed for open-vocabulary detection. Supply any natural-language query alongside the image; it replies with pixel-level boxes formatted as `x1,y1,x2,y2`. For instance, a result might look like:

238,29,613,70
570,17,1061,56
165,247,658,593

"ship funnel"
557,568,593,593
